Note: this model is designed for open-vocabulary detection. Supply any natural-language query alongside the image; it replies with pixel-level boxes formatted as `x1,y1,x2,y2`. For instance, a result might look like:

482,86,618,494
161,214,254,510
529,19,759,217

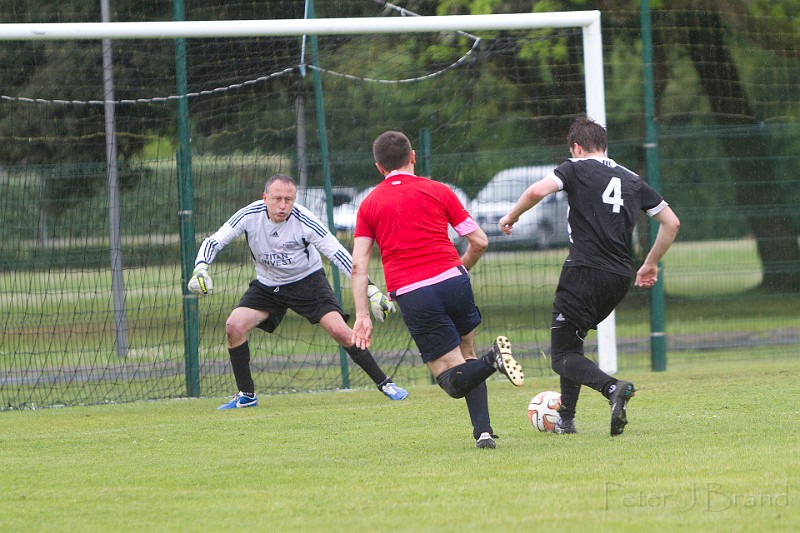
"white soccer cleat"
491,336,524,386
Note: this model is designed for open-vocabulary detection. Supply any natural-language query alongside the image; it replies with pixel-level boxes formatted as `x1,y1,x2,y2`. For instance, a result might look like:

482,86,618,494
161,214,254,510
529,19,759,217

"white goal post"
0,10,617,373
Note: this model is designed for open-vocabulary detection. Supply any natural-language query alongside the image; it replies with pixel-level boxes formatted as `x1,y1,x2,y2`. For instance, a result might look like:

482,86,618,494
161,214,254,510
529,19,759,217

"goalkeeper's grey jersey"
194,200,354,287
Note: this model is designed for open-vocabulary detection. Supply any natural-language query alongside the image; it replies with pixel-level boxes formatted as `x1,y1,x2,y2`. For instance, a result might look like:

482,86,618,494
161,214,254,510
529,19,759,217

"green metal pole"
173,0,200,395
307,0,349,389
641,0,667,371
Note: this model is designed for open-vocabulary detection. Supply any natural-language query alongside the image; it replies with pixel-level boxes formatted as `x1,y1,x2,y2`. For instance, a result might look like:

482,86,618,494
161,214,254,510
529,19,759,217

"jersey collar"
385,170,416,180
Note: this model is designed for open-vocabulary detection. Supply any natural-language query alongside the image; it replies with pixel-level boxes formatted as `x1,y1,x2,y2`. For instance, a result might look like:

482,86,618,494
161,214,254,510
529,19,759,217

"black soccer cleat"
554,417,577,434
609,380,636,436
475,432,497,449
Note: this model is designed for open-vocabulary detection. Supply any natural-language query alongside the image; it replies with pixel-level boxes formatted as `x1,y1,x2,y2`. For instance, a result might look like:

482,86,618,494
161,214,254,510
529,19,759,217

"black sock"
436,359,496,399
550,325,614,397
604,380,624,400
465,381,493,439
344,345,388,385
480,347,498,367
558,376,581,421
228,341,255,394
553,353,615,397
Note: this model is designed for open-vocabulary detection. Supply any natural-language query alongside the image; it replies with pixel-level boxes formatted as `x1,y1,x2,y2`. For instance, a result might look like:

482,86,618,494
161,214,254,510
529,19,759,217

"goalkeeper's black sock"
228,341,255,394
465,381,493,440
436,359,496,399
344,345,388,385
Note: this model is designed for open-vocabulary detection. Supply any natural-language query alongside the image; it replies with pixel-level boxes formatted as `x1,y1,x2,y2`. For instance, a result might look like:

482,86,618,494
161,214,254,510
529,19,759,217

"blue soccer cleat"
217,391,258,410
379,381,408,401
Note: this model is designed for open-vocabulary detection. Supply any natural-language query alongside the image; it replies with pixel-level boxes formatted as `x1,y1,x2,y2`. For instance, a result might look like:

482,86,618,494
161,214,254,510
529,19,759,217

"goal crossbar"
0,12,600,40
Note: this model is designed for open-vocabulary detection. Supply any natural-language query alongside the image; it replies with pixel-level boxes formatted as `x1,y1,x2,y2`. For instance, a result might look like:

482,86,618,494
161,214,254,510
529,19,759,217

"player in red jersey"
350,130,524,449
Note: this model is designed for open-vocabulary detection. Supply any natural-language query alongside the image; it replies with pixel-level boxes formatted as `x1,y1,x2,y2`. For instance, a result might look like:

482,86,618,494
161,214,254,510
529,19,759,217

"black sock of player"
344,345,388,386
480,348,499,368
228,341,255,394
558,376,581,421
604,380,623,400
436,359,496,399
550,324,615,397
465,381,493,440
553,353,614,397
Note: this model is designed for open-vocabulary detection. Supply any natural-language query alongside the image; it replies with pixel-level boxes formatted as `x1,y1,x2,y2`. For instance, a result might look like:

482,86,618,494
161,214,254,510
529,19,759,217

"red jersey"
354,173,475,293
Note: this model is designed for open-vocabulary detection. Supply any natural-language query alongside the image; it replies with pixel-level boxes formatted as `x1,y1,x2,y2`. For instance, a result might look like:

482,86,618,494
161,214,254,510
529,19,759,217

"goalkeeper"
188,174,407,410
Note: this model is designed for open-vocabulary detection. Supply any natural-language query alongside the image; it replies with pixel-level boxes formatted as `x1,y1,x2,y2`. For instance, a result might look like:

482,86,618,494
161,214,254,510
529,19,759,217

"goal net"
0,3,608,409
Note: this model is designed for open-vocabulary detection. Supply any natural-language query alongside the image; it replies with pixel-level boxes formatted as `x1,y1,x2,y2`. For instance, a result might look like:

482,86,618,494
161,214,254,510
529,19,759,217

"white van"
469,166,570,249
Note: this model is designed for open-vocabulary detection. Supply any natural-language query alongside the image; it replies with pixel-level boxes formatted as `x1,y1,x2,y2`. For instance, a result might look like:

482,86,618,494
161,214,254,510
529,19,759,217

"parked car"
469,166,570,250
332,182,470,249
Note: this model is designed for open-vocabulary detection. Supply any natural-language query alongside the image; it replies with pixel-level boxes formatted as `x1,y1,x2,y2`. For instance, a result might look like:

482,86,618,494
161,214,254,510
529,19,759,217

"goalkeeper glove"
187,263,213,296
368,284,396,323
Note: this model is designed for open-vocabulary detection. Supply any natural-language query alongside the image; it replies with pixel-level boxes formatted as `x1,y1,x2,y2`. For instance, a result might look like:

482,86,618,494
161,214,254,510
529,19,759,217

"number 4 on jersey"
602,177,624,213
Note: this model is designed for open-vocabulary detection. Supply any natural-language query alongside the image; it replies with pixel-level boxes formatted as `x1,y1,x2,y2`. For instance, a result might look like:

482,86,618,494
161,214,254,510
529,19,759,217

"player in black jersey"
499,117,680,436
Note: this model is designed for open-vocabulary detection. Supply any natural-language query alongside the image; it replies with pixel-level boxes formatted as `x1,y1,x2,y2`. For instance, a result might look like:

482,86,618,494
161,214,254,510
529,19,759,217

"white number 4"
602,177,624,213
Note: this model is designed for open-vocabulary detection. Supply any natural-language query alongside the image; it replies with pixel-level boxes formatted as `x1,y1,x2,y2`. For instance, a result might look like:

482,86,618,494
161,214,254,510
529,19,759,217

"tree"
437,0,800,291
672,7,800,291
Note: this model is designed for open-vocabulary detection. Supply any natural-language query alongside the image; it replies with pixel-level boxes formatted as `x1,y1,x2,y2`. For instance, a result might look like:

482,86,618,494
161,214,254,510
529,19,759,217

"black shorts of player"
393,268,481,363
236,269,347,333
552,265,631,335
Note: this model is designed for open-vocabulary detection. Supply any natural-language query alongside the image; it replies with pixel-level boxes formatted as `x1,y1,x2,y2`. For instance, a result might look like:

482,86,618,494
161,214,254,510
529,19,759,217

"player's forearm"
352,269,370,317
643,230,676,267
350,238,373,317
461,229,488,270
505,199,535,225
504,182,553,227
643,210,680,267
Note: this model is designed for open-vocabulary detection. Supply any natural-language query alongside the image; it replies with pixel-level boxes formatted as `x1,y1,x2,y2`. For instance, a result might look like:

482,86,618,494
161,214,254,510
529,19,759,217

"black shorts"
236,269,347,333
551,265,631,335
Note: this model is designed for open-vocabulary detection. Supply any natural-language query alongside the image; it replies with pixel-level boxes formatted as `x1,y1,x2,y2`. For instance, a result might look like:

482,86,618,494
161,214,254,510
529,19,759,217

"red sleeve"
353,195,375,240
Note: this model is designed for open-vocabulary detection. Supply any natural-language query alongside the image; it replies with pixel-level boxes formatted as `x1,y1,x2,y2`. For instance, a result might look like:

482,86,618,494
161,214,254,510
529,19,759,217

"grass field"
1,357,798,532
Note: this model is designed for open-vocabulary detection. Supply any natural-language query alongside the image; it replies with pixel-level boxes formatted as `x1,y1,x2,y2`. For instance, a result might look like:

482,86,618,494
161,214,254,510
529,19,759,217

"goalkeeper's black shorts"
236,269,347,333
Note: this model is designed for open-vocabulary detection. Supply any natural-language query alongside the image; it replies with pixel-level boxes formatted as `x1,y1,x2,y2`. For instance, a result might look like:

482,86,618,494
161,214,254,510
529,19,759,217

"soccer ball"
528,390,562,432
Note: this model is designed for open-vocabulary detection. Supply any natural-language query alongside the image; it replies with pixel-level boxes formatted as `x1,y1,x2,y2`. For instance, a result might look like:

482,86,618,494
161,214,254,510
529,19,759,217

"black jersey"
551,156,667,276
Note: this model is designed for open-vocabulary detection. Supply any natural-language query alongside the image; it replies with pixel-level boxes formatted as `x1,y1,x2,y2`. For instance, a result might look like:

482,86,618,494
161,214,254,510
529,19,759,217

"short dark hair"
567,116,607,153
264,174,297,193
373,131,412,171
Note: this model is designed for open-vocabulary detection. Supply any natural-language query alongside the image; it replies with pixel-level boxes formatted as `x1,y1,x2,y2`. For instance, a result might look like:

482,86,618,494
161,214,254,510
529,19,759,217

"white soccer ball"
528,390,562,432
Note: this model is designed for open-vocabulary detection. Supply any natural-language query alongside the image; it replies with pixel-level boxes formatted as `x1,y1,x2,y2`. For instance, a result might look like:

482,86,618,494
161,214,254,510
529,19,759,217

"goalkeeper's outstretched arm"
187,224,238,296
